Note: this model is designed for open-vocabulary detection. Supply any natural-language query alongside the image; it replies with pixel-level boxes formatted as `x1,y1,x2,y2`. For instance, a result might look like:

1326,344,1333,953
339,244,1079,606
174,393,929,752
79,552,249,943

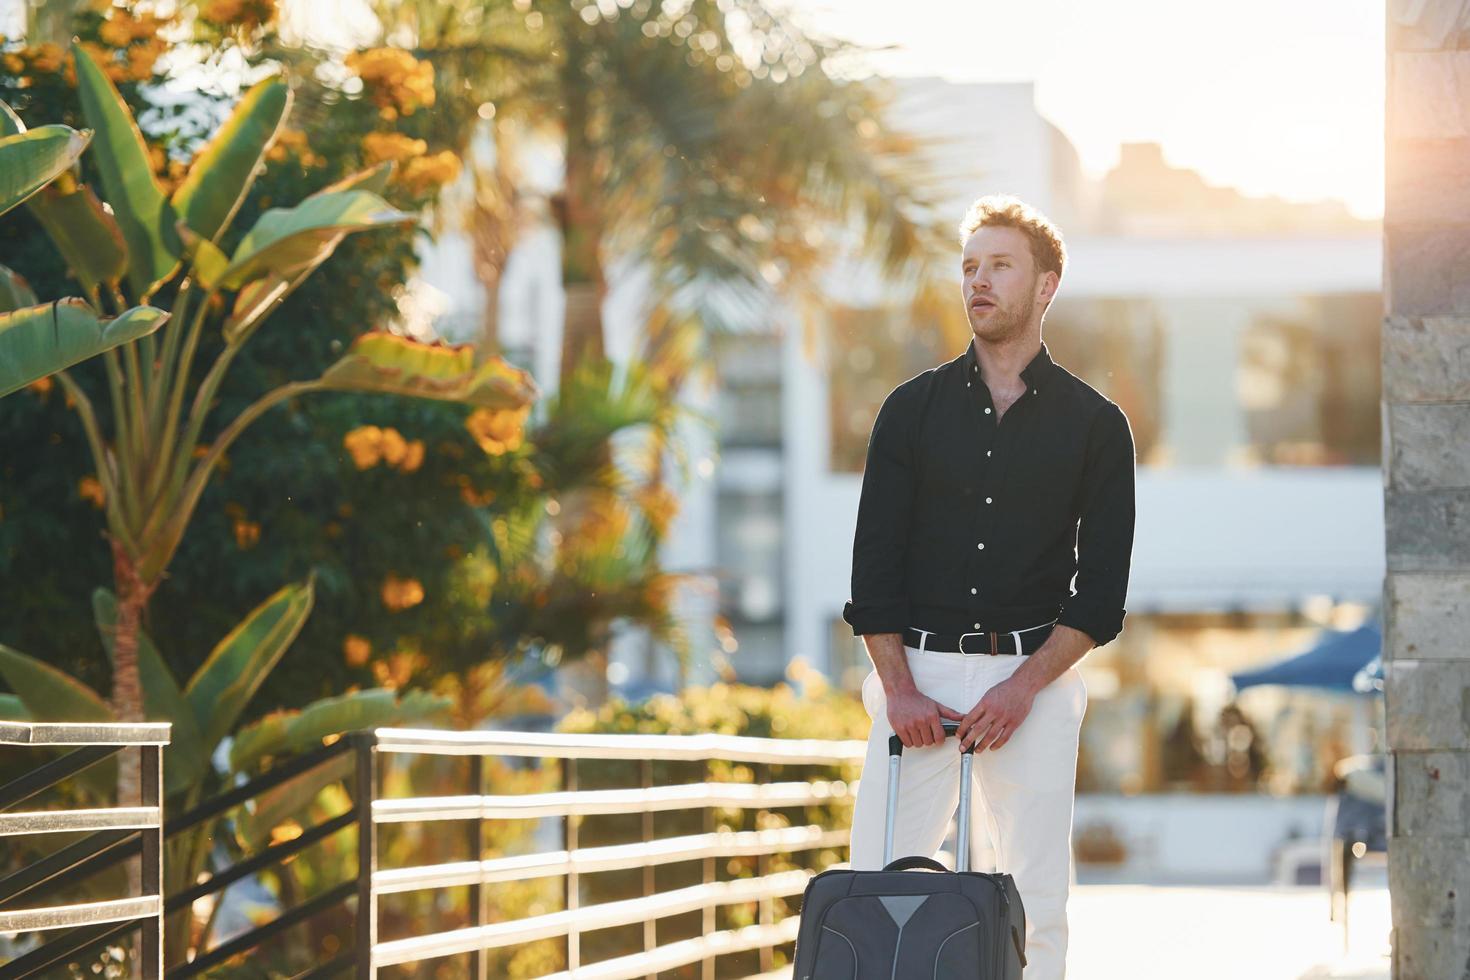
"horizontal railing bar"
371,870,812,967
373,825,849,894
0,807,160,837
167,880,356,980
0,918,133,980
0,744,120,812
0,721,171,746
168,810,356,912
373,779,855,823
372,728,866,764
539,918,801,980
0,895,159,933
167,736,356,835
0,828,136,906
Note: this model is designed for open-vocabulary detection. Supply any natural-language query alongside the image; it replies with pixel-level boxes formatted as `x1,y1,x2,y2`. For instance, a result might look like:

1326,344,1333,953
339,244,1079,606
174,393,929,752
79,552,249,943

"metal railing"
0,720,171,979
2,723,865,979
360,727,867,979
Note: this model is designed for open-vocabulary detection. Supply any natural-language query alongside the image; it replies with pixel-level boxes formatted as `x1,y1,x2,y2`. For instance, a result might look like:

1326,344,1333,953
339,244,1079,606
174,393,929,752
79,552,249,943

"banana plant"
0,577,450,962
0,43,536,808
0,99,170,392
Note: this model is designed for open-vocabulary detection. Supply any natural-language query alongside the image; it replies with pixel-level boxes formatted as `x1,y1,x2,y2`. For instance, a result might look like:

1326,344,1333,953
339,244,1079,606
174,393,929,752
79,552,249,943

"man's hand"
957,677,1037,752
887,687,965,748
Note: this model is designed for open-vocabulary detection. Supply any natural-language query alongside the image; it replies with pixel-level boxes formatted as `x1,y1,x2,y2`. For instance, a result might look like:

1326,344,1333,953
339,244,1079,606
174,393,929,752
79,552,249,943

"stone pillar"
1384,3,1470,976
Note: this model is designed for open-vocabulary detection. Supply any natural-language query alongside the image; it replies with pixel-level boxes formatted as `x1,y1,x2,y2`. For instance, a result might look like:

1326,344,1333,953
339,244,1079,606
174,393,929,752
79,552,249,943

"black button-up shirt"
843,339,1136,647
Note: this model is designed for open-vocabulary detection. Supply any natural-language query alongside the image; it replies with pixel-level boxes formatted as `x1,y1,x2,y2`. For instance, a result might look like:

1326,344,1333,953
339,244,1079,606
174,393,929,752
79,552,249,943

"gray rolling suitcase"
790,722,1027,979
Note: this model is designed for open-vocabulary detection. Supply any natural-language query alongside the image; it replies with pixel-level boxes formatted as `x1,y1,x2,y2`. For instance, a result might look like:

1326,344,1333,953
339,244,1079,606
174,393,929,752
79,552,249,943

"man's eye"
996,262,1009,268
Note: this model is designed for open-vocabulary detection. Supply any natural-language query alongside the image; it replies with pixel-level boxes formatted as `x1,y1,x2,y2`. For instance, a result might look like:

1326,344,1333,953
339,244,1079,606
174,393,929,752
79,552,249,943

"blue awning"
1231,619,1382,695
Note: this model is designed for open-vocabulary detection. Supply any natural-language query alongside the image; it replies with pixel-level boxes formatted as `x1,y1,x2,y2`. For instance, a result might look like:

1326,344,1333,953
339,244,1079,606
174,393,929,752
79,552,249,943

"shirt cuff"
1056,604,1125,648
843,598,909,637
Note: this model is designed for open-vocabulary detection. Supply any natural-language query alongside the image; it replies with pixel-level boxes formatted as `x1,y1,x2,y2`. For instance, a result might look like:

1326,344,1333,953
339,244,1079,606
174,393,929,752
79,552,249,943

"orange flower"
371,649,425,690
380,573,425,612
78,476,105,509
465,405,529,456
360,130,426,166
343,634,372,667
379,427,408,467
400,150,462,194
343,425,384,469
28,43,63,73
346,47,435,115
232,518,261,549
28,376,54,397
401,440,425,473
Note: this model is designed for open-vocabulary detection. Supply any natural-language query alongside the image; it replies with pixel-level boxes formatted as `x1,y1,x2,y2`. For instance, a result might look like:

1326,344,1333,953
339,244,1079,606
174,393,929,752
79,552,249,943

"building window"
714,334,782,448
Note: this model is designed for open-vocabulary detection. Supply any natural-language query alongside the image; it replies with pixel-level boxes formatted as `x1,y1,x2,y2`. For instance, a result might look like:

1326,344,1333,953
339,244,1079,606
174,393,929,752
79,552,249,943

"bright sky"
785,0,1385,220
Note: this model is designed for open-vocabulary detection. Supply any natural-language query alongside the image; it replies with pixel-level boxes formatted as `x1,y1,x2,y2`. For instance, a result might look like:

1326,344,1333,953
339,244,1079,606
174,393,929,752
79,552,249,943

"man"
843,194,1136,979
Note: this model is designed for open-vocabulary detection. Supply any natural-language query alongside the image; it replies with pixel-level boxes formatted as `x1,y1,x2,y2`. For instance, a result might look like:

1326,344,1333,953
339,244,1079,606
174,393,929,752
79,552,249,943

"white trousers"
848,644,1088,980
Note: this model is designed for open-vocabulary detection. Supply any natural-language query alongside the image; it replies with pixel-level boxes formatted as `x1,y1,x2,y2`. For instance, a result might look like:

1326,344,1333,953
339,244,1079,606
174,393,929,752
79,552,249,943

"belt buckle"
957,631,998,656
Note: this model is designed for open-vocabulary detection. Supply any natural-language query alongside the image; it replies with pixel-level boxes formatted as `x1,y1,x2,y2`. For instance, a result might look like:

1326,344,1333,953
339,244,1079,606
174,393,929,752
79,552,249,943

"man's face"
960,225,1049,342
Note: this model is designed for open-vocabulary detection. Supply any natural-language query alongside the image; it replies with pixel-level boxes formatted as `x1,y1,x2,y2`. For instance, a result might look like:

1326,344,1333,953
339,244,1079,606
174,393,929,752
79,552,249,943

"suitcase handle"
881,856,951,873
888,721,977,758
883,722,979,870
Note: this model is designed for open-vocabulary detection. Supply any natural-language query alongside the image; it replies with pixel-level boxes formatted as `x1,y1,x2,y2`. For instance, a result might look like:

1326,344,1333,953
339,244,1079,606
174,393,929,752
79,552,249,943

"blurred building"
417,77,1384,800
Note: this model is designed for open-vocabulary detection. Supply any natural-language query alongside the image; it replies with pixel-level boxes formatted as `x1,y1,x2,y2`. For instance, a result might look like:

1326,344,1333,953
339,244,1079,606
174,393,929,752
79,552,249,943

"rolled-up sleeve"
1057,401,1136,647
844,383,918,636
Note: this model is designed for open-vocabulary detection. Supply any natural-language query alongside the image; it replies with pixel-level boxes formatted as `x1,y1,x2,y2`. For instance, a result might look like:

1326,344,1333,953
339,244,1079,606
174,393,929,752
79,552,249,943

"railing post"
756,760,772,974
701,756,714,980
140,742,163,980
641,757,655,980
564,756,579,973
468,753,486,980
354,734,377,980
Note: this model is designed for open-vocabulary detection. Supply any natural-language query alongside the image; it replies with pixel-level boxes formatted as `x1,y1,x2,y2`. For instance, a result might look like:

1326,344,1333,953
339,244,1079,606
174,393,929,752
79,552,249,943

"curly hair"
958,195,1067,280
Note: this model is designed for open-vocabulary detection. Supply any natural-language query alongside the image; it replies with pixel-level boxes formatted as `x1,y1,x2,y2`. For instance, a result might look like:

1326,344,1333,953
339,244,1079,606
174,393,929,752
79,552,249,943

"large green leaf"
0,264,37,314
176,223,229,289
320,161,394,196
92,589,209,792
0,99,22,136
28,177,128,293
235,752,353,851
71,42,180,297
0,124,92,219
0,646,115,795
183,579,314,748
217,167,400,341
0,300,167,398
171,77,291,242
230,688,448,772
0,694,29,720
0,644,114,720
219,190,414,289
320,331,539,409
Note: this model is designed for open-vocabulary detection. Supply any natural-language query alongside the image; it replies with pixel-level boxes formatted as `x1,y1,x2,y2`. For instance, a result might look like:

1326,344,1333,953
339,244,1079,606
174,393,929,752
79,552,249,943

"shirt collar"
963,339,1058,391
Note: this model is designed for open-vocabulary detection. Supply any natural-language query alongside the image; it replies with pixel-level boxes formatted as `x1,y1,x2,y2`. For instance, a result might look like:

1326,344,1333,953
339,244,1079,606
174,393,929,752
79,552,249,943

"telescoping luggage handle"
884,721,977,871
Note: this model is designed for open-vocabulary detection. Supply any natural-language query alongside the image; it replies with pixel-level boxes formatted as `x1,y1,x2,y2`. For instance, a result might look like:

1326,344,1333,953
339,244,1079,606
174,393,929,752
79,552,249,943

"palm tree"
367,0,946,380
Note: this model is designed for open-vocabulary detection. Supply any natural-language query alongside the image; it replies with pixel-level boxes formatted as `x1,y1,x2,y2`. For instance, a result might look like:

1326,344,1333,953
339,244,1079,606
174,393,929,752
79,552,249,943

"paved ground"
761,873,1390,979
1066,878,1390,980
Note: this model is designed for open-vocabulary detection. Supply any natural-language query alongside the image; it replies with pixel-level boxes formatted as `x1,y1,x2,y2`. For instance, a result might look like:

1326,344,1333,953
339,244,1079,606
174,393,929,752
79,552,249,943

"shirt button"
970,588,977,595
985,497,993,504
1033,389,1038,395
986,450,992,457
984,407,992,414
977,542,985,550
974,623,982,629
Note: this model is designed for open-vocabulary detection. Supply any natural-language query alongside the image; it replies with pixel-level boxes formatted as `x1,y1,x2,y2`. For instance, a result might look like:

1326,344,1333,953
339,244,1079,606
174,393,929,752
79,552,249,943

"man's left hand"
957,677,1037,752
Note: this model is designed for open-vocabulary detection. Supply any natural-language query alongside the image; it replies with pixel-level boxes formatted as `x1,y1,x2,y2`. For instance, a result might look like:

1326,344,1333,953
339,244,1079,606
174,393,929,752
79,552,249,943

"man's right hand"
886,686,966,748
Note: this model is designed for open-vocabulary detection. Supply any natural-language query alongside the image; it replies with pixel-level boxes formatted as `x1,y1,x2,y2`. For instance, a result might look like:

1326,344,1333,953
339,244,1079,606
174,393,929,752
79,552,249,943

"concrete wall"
1383,3,1470,976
